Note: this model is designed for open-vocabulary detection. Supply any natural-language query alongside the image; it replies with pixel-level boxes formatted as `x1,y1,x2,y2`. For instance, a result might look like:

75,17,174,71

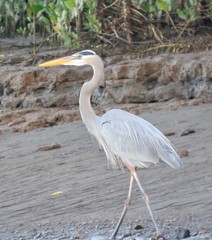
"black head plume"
78,50,96,56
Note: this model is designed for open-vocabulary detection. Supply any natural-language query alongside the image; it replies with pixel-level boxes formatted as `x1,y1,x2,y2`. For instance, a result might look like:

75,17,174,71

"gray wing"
96,109,183,169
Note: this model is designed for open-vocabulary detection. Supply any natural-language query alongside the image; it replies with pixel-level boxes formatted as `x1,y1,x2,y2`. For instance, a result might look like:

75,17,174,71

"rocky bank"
0,47,211,132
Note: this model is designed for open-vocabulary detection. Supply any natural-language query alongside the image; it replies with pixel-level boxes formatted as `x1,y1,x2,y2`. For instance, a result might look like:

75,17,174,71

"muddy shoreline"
0,103,212,239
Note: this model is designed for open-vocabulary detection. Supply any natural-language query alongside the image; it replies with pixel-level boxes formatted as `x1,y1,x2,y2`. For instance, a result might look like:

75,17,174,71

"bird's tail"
159,145,184,169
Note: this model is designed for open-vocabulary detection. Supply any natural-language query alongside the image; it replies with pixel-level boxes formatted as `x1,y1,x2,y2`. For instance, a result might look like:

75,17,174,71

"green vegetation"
0,0,211,50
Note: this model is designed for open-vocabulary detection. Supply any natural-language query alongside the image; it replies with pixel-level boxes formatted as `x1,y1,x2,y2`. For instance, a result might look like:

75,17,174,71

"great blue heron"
39,50,183,239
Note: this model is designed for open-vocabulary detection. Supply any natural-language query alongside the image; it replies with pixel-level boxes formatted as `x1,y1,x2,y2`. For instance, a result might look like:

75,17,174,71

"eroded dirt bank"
0,43,212,133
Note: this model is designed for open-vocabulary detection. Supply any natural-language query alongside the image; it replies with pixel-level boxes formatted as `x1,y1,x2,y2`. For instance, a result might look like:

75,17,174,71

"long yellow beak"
39,57,70,67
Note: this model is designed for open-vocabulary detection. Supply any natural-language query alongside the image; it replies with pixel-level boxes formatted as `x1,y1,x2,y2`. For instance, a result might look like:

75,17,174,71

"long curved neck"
79,56,104,132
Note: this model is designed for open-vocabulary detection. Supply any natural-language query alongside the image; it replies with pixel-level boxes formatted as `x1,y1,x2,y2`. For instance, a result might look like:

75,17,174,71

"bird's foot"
152,231,165,240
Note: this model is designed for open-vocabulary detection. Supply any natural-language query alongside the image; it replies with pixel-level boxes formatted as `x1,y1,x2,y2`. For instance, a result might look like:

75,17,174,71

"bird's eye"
68,53,83,59
76,53,83,58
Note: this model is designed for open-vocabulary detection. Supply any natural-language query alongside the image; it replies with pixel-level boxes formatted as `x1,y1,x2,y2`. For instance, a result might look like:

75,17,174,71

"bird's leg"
110,174,134,240
132,171,161,236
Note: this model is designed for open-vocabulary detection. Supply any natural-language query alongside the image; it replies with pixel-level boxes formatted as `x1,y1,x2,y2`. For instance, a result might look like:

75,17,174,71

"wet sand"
0,103,212,239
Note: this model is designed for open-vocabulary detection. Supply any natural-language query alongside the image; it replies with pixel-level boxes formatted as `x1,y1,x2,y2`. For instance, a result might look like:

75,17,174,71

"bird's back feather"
94,109,183,170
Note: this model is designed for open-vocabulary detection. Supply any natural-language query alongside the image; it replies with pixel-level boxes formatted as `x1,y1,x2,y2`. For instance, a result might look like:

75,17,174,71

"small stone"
180,149,189,158
74,233,82,239
18,237,26,240
180,128,196,136
37,143,61,151
198,228,208,235
164,131,175,136
176,227,191,239
35,232,42,239
134,224,143,230
123,231,132,237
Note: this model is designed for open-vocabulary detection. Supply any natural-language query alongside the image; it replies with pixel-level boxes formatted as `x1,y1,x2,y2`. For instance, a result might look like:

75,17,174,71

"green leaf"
54,6,62,17
49,2,55,9
31,4,44,15
177,8,187,20
64,0,75,10
157,0,173,12
63,37,72,47
76,0,84,10
190,10,198,21
157,0,167,11
61,10,67,21
149,4,157,13
0,0,4,7
189,0,197,6
5,1,14,17
39,16,50,26
184,6,192,15
70,7,78,18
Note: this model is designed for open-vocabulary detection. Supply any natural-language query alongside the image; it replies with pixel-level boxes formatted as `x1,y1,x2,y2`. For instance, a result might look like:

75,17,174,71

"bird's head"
39,50,97,67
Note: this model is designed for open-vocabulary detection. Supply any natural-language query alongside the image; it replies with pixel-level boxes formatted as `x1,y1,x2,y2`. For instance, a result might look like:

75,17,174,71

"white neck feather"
79,55,104,132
